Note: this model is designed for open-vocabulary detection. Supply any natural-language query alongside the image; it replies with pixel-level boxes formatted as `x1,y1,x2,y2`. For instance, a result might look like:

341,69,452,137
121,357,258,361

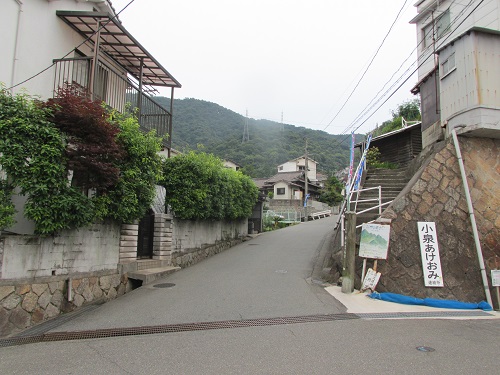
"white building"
1,0,180,149
1,0,181,235
277,156,318,181
410,0,500,147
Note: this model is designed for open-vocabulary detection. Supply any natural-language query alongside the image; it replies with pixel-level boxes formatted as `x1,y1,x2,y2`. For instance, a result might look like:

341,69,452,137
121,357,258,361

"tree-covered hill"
154,97,363,178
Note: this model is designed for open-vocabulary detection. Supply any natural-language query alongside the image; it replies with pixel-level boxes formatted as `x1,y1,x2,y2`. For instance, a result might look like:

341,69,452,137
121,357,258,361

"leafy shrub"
160,152,258,220
0,88,163,234
366,147,398,169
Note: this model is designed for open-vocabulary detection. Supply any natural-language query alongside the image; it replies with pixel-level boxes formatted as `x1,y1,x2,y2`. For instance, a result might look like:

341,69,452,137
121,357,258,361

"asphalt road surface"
1,216,499,374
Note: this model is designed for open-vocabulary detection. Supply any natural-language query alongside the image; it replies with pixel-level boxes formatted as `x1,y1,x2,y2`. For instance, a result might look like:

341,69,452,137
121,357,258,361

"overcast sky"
112,0,419,135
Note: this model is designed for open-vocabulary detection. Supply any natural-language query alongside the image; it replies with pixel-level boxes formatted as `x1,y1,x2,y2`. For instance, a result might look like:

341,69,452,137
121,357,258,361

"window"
421,9,450,49
298,166,305,171
436,9,450,38
276,188,285,195
441,52,456,77
278,166,283,171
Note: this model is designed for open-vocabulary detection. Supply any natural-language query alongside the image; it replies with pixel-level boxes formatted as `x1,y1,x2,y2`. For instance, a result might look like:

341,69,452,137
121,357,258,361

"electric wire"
339,0,474,135
6,0,137,91
336,0,479,139
322,0,411,131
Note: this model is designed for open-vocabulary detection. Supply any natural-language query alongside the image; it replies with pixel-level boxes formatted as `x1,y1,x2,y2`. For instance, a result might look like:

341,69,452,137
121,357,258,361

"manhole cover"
416,346,435,352
153,283,176,288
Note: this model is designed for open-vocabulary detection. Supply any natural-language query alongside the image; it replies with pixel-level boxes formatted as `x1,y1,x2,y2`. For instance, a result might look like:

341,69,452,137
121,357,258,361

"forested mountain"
154,97,363,178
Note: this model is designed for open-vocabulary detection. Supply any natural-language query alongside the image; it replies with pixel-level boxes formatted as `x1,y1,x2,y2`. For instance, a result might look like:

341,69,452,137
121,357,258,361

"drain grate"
356,311,494,319
153,283,176,288
0,313,358,347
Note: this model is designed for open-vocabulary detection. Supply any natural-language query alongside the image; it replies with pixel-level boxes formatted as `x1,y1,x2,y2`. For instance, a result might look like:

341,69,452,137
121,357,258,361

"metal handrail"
53,57,172,146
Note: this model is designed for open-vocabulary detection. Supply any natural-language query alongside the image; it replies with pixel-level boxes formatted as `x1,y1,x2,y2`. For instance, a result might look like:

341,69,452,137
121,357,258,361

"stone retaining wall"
377,137,499,305
171,239,242,268
0,272,129,337
329,137,499,308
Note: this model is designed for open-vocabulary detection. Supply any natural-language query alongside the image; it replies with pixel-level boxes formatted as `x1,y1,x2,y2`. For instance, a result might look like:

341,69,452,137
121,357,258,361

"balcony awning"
57,11,181,88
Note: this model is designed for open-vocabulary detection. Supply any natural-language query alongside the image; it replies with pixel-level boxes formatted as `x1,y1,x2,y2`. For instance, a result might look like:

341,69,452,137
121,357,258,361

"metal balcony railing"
53,57,172,147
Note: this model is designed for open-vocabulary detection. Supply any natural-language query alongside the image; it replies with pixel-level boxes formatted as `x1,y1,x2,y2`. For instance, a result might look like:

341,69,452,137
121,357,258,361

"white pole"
451,128,493,306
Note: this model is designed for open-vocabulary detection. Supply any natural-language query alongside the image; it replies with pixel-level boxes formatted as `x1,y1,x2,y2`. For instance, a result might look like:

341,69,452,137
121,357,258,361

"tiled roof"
264,171,304,184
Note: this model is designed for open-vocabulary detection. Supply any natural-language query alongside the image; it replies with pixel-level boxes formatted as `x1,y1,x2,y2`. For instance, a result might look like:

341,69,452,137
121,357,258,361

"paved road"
2,318,499,374
2,216,499,374
51,216,345,332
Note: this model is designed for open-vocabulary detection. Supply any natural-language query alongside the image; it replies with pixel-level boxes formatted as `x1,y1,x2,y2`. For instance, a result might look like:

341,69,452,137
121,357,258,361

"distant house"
223,160,242,171
277,156,318,182
255,155,322,202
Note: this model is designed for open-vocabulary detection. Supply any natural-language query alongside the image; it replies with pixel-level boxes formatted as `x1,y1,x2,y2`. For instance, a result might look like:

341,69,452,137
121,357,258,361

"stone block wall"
170,217,247,268
119,223,139,262
376,137,499,306
153,214,172,261
0,272,130,338
171,239,242,268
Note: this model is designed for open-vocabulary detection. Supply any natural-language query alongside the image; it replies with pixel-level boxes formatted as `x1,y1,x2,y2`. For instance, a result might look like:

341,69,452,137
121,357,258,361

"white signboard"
418,222,444,287
361,268,381,292
358,223,391,260
492,270,500,287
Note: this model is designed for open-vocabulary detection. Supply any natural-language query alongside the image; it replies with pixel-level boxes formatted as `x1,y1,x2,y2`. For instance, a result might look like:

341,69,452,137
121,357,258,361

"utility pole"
304,138,309,222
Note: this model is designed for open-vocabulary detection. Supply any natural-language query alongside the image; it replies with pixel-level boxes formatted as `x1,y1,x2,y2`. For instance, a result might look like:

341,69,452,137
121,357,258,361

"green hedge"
0,88,162,234
160,152,258,220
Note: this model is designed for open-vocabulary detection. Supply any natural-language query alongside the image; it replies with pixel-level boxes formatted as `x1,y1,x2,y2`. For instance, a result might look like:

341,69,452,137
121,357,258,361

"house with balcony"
0,0,189,336
1,0,181,236
2,0,180,152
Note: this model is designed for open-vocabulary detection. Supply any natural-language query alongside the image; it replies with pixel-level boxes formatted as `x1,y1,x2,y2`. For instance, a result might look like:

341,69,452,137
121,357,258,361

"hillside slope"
155,97,361,178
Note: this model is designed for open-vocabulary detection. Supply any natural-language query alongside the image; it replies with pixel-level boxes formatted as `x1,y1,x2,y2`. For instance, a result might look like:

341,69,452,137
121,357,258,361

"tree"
318,176,344,206
372,99,421,137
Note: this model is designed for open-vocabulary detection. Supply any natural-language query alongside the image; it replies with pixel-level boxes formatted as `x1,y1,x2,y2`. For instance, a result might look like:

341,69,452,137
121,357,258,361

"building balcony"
53,57,172,147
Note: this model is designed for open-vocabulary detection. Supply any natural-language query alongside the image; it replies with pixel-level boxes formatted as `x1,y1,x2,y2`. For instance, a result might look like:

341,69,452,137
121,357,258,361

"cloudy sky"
112,0,419,135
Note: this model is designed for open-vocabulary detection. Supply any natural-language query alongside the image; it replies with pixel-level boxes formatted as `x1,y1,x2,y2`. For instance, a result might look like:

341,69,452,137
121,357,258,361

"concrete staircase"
352,168,410,224
125,259,180,286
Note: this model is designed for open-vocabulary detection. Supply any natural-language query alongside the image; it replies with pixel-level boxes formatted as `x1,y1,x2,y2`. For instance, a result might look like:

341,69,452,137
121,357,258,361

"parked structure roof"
57,11,181,88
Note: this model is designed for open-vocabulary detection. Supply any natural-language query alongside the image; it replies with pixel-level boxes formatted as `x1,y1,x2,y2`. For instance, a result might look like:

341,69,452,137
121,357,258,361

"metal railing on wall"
53,57,172,147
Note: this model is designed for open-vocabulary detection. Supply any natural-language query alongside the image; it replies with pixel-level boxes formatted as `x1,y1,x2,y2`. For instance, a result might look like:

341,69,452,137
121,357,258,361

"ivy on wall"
0,88,162,234
160,152,258,220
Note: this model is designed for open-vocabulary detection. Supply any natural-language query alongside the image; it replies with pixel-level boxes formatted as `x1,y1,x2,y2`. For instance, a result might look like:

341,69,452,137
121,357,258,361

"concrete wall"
172,216,247,252
1,221,121,280
0,0,109,98
413,0,500,81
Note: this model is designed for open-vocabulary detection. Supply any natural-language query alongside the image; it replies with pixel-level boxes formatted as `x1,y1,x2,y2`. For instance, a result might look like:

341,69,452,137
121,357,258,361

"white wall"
172,217,247,252
0,0,109,97
274,181,291,200
413,0,500,80
277,157,318,180
1,221,120,280
439,30,500,136
277,161,297,173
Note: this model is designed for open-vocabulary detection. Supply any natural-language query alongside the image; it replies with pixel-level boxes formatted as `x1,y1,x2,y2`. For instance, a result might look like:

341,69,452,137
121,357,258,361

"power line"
336,0,485,145
322,0,411,131
7,0,137,91
337,0,479,138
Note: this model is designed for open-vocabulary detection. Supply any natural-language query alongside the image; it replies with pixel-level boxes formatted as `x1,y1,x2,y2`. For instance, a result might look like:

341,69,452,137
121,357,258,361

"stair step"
128,266,181,285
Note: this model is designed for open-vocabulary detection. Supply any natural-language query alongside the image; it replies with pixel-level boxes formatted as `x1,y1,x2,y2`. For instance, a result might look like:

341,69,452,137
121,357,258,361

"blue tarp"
368,292,493,311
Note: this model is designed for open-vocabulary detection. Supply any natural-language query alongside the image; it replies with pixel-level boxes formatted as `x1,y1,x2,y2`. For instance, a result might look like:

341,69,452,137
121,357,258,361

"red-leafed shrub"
45,88,125,192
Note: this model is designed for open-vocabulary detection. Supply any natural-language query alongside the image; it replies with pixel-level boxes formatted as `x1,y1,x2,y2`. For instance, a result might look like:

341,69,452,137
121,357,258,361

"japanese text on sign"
417,222,444,287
